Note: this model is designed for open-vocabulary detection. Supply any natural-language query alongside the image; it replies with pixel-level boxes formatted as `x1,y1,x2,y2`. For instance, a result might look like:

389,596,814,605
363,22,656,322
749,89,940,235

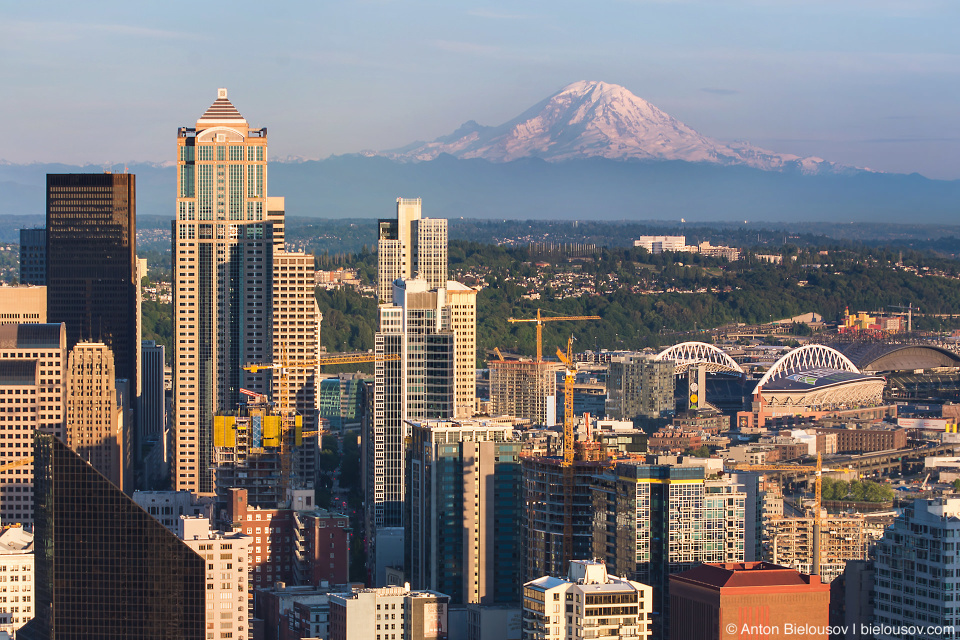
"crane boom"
731,452,826,576
242,349,401,490
508,309,600,362
0,457,32,473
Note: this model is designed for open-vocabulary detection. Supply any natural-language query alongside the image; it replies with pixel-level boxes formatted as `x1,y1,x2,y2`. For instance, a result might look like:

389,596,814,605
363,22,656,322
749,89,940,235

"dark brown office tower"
19,434,205,640
46,173,137,388
46,174,138,479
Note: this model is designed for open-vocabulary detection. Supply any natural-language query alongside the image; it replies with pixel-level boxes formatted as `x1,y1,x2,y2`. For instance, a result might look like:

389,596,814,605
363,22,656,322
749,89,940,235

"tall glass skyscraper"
46,173,138,465
406,419,522,606
376,198,448,303
22,434,205,639
172,89,275,493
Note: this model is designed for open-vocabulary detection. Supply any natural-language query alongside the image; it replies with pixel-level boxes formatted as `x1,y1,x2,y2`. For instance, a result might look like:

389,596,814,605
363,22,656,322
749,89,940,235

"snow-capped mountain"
382,81,855,175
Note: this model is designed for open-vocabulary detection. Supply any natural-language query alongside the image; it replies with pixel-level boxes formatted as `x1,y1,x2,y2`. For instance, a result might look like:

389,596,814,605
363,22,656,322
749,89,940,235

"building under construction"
764,514,869,583
522,456,609,582
213,403,317,508
489,358,563,426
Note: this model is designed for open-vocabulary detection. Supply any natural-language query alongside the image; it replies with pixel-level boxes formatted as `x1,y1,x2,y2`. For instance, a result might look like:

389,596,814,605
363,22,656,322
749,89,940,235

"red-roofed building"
669,562,830,639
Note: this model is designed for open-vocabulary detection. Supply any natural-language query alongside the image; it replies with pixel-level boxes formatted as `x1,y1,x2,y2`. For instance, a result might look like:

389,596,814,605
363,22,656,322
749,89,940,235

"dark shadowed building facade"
19,434,204,640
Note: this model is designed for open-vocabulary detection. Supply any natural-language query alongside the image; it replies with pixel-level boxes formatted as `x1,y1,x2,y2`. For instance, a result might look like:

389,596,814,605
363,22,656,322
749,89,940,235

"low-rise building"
0,526,33,636
254,582,363,640
329,585,450,640
669,561,830,640
133,489,212,532
177,516,251,640
814,424,907,453
648,428,703,454
521,560,653,640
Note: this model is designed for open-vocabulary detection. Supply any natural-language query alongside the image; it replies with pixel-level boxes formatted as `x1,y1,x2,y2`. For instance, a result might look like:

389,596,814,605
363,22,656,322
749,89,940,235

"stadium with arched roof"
656,341,744,375
830,340,960,373
740,344,887,428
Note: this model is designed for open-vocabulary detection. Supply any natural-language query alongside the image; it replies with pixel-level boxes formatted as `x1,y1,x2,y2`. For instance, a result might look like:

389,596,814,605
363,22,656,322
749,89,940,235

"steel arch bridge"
752,344,860,395
656,342,744,375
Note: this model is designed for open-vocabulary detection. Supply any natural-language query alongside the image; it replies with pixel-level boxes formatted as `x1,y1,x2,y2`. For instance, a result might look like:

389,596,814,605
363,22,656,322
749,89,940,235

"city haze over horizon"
3,1,959,179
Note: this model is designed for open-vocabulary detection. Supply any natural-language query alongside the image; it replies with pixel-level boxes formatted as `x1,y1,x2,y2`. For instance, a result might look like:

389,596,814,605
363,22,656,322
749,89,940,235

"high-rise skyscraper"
873,498,960,638
140,341,165,441
46,173,138,457
376,198,448,303
366,279,455,576
406,419,522,606
272,243,320,431
173,89,275,493
0,323,66,526
592,463,747,637
65,342,125,490
607,354,675,422
22,434,206,639
522,457,605,582
445,282,477,418
18,228,46,286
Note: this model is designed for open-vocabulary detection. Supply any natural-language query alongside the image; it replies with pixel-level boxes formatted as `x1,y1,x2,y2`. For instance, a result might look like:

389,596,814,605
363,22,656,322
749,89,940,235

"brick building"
293,508,351,586
814,425,906,453
223,489,351,593
669,562,830,640
648,428,703,454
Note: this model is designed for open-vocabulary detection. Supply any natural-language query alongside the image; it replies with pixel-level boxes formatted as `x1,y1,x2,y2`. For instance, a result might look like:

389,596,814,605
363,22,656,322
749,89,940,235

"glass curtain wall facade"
592,463,746,638
366,281,455,557
406,421,522,606
26,434,205,639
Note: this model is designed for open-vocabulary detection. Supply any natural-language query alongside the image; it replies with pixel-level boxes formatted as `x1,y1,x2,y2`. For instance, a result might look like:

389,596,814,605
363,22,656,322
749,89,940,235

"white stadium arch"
656,341,744,375
752,344,859,395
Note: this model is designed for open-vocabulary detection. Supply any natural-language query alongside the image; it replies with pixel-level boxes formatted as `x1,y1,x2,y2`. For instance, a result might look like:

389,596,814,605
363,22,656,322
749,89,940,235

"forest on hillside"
142,237,960,366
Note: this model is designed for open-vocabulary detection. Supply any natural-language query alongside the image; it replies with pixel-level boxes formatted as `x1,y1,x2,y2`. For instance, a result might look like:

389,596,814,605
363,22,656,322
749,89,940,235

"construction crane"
556,336,577,466
508,309,601,362
0,457,32,473
730,452,854,577
888,303,920,333
493,347,505,362
242,349,401,488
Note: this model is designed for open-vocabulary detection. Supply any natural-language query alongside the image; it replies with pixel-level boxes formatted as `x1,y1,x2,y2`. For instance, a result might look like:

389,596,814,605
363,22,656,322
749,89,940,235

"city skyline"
1,2,959,179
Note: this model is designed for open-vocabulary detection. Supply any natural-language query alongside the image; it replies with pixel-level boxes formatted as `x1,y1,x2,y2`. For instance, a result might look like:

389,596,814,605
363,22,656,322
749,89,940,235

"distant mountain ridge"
380,81,856,175
1,82,958,223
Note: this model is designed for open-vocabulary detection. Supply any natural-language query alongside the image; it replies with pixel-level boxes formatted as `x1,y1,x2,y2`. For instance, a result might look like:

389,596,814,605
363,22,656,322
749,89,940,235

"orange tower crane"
729,452,855,577
243,349,400,487
507,309,601,363
555,336,578,466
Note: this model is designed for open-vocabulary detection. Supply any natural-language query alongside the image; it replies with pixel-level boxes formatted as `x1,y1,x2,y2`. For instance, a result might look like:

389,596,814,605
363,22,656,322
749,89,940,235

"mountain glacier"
382,81,857,175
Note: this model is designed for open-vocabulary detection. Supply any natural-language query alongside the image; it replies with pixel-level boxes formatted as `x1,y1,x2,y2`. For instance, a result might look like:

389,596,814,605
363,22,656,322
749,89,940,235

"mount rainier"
380,81,856,175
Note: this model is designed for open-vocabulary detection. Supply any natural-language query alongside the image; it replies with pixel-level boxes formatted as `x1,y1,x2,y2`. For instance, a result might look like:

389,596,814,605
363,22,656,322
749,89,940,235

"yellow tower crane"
555,336,577,466
0,457,32,473
243,349,401,487
730,452,855,577
507,309,600,363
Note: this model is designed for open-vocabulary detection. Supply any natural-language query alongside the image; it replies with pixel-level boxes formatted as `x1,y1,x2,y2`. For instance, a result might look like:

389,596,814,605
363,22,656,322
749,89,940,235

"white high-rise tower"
376,198,448,303
173,89,275,493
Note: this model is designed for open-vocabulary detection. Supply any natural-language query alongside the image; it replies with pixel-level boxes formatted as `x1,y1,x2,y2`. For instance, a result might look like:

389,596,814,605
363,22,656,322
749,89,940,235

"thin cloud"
701,88,739,96
0,19,200,45
433,40,502,56
467,9,535,20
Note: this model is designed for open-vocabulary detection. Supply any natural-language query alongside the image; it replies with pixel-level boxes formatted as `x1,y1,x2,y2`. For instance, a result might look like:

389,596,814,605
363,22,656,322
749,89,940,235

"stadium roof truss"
759,377,885,410
656,341,744,375
753,344,859,395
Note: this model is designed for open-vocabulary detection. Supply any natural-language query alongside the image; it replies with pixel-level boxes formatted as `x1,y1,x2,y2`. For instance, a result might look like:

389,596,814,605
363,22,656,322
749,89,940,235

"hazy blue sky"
3,0,958,178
